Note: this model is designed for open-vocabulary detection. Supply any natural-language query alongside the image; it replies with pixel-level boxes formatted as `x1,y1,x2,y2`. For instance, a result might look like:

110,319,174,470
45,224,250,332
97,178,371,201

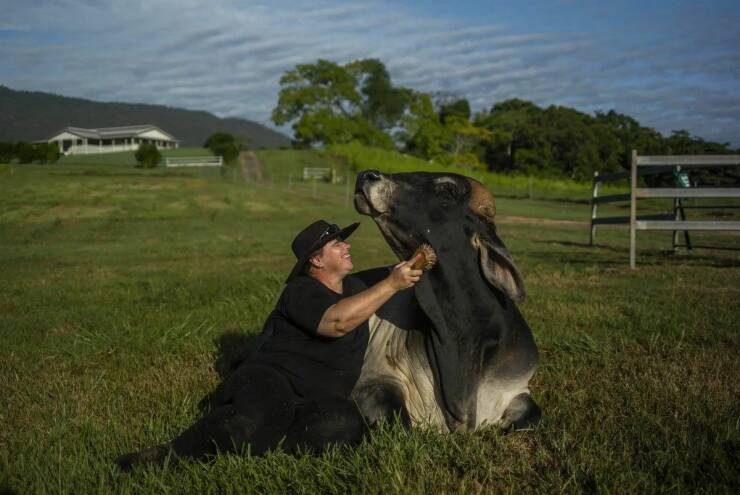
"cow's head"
354,170,526,429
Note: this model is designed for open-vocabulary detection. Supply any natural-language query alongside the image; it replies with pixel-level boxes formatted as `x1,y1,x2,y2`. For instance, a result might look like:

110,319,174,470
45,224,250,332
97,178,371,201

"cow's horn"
468,179,496,222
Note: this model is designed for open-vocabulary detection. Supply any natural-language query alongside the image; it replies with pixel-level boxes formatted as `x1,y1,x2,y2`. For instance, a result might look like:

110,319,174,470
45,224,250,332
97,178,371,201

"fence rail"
590,150,740,268
629,151,740,268
165,156,222,167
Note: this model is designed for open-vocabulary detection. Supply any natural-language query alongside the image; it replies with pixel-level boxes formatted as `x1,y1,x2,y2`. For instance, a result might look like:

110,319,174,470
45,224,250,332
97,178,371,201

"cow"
352,170,541,432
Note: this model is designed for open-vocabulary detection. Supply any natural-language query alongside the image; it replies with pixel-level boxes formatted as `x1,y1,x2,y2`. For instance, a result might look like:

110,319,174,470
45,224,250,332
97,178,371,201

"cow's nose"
355,169,382,192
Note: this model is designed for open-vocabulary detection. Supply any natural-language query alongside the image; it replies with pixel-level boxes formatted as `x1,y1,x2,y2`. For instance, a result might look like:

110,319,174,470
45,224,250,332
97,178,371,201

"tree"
135,143,161,169
438,97,471,124
444,115,492,170
272,58,410,148
205,132,241,164
399,92,451,162
347,58,413,131
477,99,543,173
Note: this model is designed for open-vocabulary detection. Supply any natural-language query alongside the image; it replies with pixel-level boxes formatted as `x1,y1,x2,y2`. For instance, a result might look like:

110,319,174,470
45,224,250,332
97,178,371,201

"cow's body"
353,170,541,432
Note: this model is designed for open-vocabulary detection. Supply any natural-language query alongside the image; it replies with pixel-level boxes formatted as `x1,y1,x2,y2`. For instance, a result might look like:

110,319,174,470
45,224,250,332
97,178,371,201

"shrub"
43,143,61,164
135,143,162,168
16,142,36,164
205,132,241,164
0,142,15,163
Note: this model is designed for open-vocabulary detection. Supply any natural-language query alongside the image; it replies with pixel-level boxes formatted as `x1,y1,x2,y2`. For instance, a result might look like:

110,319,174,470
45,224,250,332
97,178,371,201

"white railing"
65,144,137,155
628,152,740,268
64,143,177,155
165,156,223,167
303,167,339,183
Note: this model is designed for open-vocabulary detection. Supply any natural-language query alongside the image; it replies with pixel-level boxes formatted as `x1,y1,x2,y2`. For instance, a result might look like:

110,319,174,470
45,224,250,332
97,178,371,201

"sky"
2,0,739,146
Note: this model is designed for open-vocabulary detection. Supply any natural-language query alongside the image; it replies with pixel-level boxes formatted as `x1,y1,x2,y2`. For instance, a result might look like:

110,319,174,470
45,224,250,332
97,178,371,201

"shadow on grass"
530,239,740,268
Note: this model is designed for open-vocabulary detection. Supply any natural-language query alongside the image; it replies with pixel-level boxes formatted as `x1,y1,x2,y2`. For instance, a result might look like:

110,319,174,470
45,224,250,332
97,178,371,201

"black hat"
285,220,360,283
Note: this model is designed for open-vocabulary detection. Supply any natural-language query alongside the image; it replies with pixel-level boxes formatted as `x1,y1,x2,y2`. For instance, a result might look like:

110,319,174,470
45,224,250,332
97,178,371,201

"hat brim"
285,222,360,283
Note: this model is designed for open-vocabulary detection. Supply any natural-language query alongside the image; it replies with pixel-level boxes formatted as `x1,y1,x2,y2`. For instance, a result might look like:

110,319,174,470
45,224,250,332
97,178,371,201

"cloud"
1,0,738,146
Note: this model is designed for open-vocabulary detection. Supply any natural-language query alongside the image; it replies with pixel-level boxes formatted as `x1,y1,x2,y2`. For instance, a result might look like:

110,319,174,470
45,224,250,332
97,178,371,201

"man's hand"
388,254,423,290
317,253,424,338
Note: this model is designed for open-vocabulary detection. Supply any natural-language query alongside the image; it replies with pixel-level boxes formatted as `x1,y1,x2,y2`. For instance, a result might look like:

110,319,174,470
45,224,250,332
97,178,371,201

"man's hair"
302,249,322,276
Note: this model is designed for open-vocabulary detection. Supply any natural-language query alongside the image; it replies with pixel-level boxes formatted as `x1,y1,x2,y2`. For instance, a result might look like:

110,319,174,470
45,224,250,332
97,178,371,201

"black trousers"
169,364,367,459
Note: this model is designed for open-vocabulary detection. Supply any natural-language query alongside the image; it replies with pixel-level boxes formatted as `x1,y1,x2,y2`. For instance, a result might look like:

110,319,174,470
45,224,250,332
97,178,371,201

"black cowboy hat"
285,220,360,283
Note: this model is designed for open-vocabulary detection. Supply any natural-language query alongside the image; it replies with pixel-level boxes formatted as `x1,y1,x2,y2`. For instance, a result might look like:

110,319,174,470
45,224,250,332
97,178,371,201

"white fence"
628,152,740,268
165,156,223,167
591,151,740,267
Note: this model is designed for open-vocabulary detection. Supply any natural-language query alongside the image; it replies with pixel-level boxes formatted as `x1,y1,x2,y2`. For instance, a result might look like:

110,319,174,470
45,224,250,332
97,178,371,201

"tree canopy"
272,58,411,148
273,58,737,180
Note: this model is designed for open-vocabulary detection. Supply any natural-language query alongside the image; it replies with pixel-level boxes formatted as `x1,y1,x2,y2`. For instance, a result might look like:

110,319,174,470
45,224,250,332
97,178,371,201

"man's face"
315,238,353,276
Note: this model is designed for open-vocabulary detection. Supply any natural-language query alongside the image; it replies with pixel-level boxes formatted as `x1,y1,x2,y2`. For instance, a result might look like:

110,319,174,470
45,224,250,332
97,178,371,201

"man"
116,220,421,470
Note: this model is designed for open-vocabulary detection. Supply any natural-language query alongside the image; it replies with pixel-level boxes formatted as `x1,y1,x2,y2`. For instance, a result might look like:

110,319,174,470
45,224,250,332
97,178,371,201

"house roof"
51,125,178,141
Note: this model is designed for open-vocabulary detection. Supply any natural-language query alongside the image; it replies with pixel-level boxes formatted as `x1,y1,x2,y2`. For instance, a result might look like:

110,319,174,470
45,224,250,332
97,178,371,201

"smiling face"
310,237,353,278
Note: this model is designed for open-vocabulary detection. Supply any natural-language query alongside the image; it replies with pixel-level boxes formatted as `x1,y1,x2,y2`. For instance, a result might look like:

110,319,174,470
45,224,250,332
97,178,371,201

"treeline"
0,142,60,164
272,59,737,181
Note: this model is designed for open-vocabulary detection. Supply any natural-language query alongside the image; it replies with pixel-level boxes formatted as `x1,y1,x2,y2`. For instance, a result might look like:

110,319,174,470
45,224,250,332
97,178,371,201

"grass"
0,160,738,493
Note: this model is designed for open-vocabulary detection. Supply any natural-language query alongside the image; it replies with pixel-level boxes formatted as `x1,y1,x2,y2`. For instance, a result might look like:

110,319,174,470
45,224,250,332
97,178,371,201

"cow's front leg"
352,379,410,427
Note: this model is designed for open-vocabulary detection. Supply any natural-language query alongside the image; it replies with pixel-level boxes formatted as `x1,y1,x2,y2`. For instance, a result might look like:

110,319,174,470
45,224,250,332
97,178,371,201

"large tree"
272,59,410,148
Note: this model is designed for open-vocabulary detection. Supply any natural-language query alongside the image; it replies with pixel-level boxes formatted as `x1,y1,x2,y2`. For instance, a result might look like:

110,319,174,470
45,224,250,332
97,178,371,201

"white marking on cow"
357,314,448,431
434,176,457,186
366,179,396,214
474,377,532,428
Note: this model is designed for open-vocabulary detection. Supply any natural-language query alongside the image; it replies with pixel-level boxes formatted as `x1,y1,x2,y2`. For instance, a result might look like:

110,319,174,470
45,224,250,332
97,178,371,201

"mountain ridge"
0,85,290,149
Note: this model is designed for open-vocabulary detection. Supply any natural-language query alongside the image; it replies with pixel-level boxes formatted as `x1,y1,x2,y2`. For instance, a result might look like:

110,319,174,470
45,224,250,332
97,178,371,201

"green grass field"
1,160,738,493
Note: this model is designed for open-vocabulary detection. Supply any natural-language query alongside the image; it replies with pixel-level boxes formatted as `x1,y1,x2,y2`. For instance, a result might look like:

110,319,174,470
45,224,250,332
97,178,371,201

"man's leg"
116,365,296,470
171,364,297,458
283,397,368,454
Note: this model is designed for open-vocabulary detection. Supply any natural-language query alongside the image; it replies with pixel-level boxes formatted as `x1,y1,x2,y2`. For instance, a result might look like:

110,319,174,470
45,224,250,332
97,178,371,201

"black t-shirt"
251,274,370,399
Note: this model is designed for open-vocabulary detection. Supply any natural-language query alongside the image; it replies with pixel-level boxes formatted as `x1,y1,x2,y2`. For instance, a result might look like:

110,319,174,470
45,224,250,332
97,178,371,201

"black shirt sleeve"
279,277,338,336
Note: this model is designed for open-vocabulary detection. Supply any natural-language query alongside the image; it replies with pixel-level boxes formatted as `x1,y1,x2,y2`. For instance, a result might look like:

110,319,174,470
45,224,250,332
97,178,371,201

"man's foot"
114,444,171,472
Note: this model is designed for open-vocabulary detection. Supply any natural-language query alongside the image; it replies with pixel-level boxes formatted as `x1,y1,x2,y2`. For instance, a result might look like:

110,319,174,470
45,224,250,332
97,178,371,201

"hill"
0,85,290,149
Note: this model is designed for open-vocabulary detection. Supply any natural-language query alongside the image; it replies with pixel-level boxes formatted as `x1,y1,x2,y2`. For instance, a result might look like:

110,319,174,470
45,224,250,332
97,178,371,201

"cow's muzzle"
354,169,393,216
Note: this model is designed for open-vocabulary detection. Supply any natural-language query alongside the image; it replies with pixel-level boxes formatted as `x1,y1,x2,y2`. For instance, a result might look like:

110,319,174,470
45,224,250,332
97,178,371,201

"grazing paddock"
0,163,738,493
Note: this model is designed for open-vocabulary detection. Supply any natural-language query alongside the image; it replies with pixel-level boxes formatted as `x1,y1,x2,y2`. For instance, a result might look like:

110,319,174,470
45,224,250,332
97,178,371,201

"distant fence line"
590,151,740,268
165,156,223,167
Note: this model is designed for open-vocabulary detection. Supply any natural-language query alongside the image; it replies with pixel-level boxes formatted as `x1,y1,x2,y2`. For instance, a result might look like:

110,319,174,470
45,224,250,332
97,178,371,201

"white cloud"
1,0,738,145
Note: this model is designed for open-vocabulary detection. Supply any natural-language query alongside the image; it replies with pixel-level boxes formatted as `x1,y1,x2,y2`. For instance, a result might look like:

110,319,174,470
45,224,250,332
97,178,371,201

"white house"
48,125,179,155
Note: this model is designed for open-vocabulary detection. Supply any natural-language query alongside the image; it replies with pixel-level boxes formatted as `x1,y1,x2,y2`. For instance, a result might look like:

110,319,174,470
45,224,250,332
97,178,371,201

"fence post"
590,171,600,245
629,150,638,269
312,177,317,198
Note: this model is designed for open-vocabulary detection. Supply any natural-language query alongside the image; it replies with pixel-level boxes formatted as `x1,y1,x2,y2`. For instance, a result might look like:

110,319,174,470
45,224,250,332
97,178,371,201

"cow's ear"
473,233,526,302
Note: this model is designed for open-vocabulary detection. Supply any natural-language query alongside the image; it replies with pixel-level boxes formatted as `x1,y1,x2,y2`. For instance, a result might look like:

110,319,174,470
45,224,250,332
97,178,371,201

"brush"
410,243,437,271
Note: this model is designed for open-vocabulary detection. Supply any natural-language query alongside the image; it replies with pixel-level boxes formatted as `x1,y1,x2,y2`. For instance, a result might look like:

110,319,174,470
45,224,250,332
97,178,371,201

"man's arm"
317,258,421,338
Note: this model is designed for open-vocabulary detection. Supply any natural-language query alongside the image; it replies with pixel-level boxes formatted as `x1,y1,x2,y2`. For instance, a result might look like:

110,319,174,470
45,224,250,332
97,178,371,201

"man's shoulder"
285,275,323,291
282,275,337,301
